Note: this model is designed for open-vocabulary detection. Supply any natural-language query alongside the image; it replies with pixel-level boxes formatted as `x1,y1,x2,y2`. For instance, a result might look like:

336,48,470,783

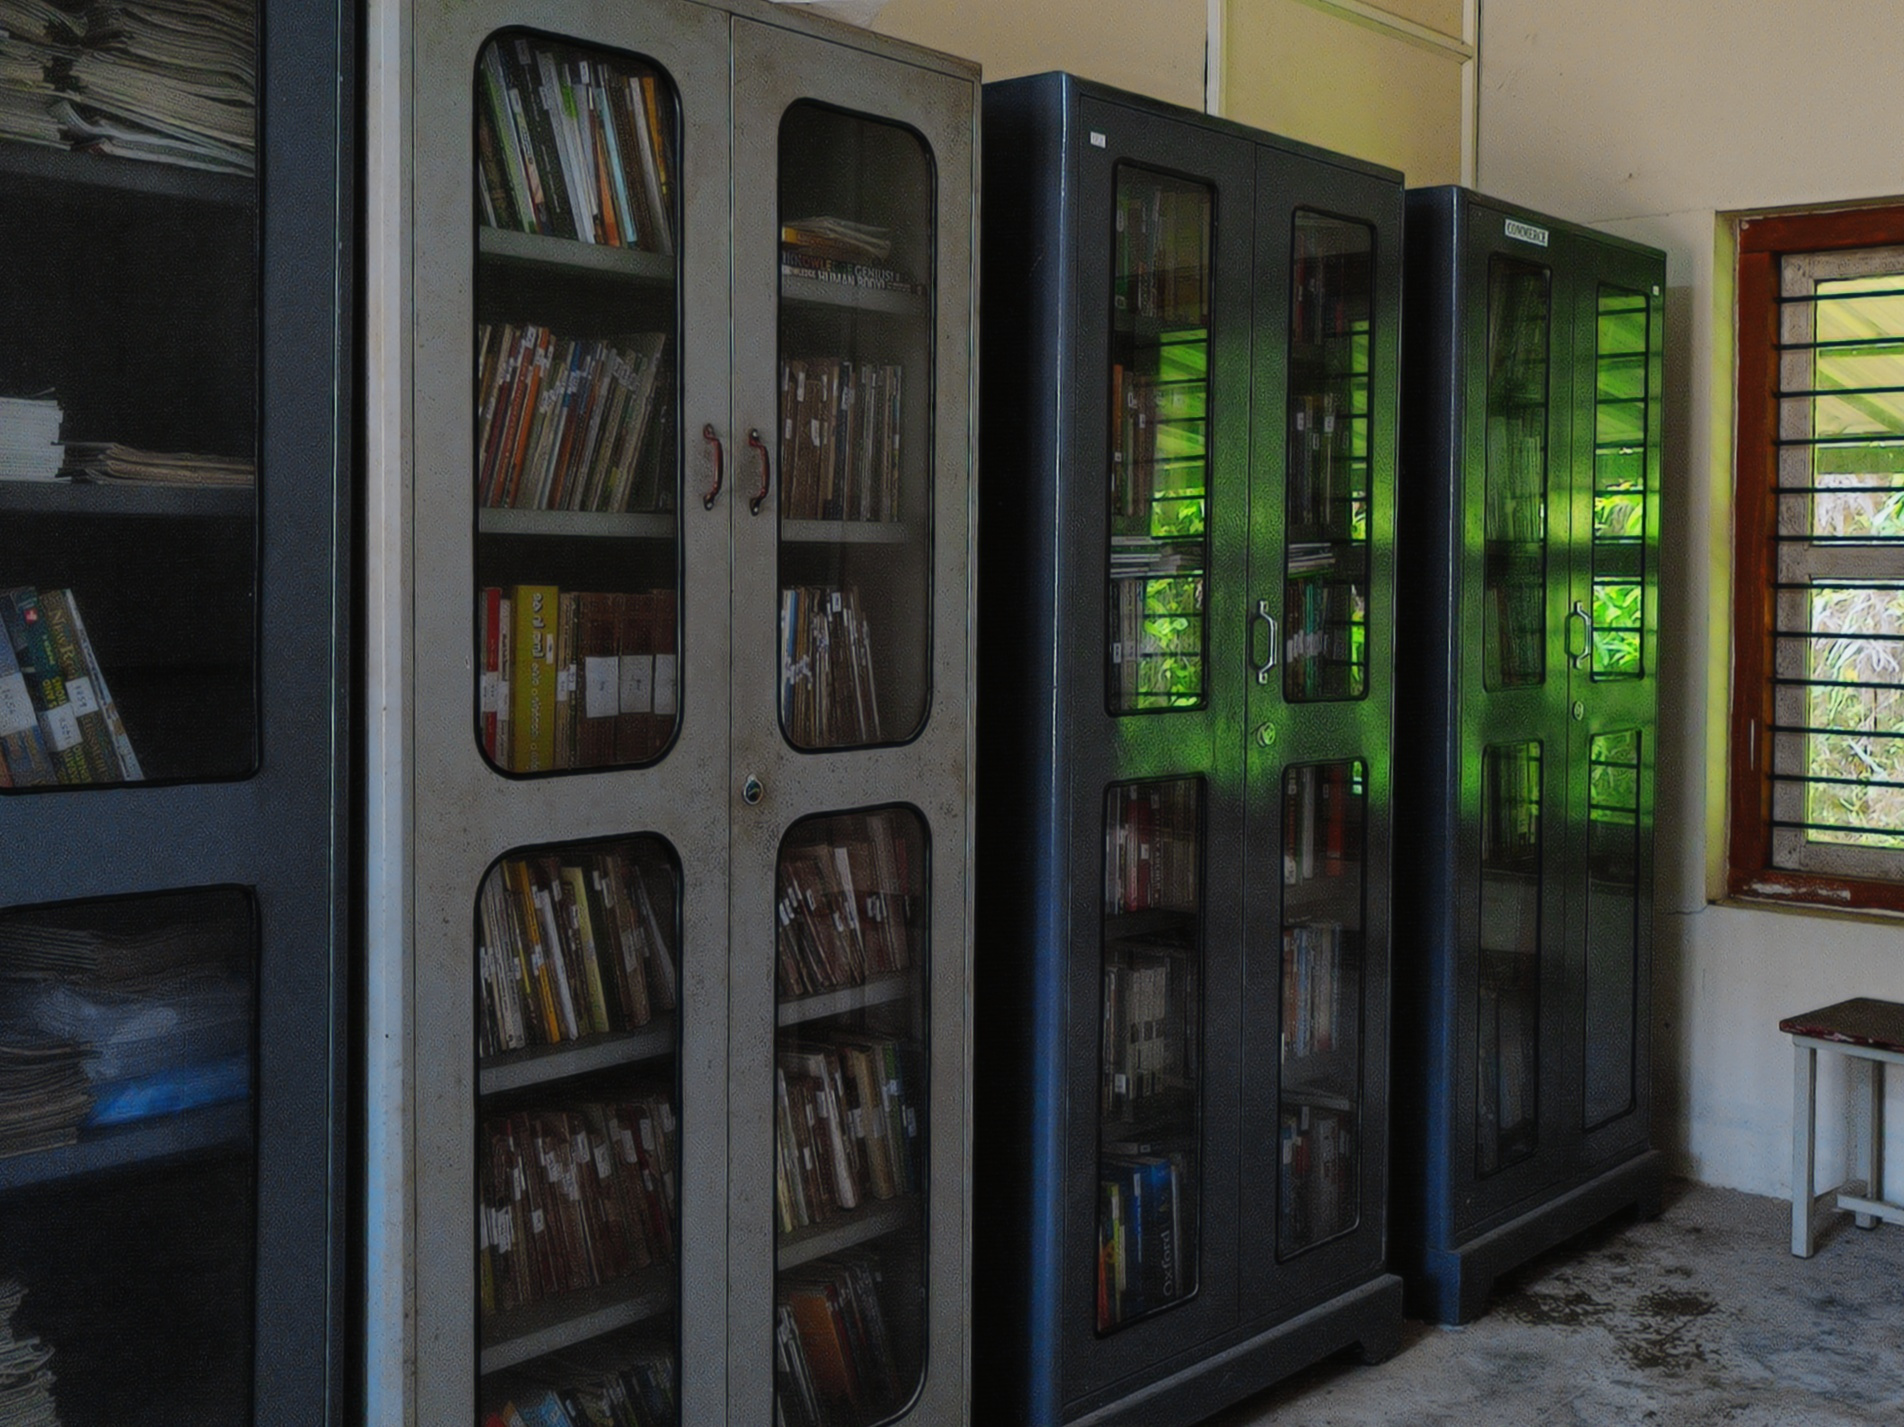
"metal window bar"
1775,629,1904,644
1777,382,1904,401
1771,771,1904,795
1771,674,1904,695
1770,722,1904,740
1777,286,1904,304
1771,579,1904,592
1770,817,1904,838
1772,533,1904,545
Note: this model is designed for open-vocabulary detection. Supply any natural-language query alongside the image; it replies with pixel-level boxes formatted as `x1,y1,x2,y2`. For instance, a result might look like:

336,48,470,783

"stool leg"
1862,1059,1886,1229
1794,1042,1818,1257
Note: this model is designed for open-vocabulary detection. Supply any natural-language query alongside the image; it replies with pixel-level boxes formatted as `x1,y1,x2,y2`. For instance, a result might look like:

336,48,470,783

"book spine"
1,587,90,783
508,585,560,772
35,589,122,782
0,598,60,786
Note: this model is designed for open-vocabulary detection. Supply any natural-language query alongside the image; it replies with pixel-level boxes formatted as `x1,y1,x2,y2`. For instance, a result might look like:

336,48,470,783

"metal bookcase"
364,1,976,1423
1391,185,1665,1325
973,71,1403,1427
0,0,352,1420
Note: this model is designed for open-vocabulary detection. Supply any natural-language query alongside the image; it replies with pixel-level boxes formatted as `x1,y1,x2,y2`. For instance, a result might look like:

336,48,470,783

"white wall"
1477,0,1904,1199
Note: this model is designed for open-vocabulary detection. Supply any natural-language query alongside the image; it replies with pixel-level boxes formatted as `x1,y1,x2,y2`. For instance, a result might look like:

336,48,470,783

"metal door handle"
1567,601,1593,667
701,424,724,510
1252,599,1279,685
747,428,773,515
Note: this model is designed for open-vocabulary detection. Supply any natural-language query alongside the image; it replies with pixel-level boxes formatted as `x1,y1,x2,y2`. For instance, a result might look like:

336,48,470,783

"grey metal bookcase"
973,72,1403,1427
1391,185,1665,1325
0,0,353,1421
364,2,976,1423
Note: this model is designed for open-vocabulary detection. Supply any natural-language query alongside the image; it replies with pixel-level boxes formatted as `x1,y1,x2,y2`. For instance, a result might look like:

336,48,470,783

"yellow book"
508,584,560,771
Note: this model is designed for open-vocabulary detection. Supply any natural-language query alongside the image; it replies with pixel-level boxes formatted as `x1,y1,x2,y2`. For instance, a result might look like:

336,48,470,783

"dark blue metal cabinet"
0,2,351,1421
975,72,1404,1427
1392,186,1664,1325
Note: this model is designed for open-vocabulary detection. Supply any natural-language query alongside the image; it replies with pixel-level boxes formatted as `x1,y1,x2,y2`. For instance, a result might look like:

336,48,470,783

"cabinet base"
1409,1149,1666,1325
1068,1274,1405,1427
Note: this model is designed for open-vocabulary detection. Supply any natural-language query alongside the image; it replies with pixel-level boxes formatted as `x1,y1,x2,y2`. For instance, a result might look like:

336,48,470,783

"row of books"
775,1250,913,1427
0,0,253,174
477,324,673,514
1279,1104,1356,1251
0,1278,57,1426
1487,267,1553,407
1104,779,1200,917
776,358,906,524
484,1339,675,1427
1107,571,1205,712
1484,422,1549,542
1281,922,1353,1061
1099,940,1191,1121
1289,235,1372,351
780,586,882,749
481,586,678,774
774,812,917,1001
1485,578,1547,691
1481,741,1544,866
479,1092,678,1318
780,250,925,298
0,585,141,788
1109,364,1206,528
1283,761,1361,886
1113,180,1209,326
477,844,677,1060
1286,390,1367,537
1282,573,1365,702
775,1032,921,1233
1096,1150,1190,1332
477,35,674,253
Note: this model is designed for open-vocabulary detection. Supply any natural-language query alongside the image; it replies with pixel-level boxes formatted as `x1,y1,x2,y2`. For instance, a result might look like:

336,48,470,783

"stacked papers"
62,442,253,487
0,396,62,482
0,1280,59,1427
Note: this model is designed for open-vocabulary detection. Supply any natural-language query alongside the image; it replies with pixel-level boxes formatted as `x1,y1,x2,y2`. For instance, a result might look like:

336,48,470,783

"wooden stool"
1781,997,1904,1257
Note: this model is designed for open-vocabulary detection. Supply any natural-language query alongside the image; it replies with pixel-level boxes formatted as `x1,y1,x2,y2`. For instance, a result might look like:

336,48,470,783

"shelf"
0,1101,252,1194
0,479,253,518
779,268,924,317
480,1261,676,1376
479,1020,676,1098
1103,907,1197,945
778,970,914,1029
478,225,675,285
778,1193,918,1270
1280,1083,1356,1115
0,138,252,205
779,517,916,546
477,507,675,540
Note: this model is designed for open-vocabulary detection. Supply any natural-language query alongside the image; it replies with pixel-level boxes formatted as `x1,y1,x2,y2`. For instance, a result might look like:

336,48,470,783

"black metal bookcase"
1391,185,1665,1325
0,2,351,1422
975,72,1404,1427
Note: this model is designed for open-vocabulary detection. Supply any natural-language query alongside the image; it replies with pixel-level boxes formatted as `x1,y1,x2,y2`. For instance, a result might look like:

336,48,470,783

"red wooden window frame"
1729,204,1904,914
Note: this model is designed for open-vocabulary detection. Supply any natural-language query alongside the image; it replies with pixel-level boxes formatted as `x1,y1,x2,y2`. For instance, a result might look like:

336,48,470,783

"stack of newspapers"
0,1279,59,1427
0,0,254,174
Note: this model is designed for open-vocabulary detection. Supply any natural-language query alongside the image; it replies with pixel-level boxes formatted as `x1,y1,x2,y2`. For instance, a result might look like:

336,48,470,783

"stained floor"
1204,1180,1904,1426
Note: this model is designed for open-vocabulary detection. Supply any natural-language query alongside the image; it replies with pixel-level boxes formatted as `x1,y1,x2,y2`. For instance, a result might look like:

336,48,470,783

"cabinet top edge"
984,70,1405,188
1405,185,1669,266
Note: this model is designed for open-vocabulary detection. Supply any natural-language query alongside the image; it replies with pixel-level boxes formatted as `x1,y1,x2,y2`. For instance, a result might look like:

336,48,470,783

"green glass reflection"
1478,740,1541,1176
1591,287,1649,680
1583,730,1641,1128
1109,166,1213,713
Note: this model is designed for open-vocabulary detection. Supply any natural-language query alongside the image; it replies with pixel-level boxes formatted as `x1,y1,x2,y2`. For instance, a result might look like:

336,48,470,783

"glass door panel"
1098,778,1201,1332
0,887,257,1423
1482,256,1551,692
1283,213,1374,702
776,104,935,751
0,6,259,787
1477,741,1542,1175
471,33,683,774
1277,761,1365,1255
773,806,928,1427
474,834,682,1424
1582,729,1642,1129
1107,166,1212,714
1589,285,1649,681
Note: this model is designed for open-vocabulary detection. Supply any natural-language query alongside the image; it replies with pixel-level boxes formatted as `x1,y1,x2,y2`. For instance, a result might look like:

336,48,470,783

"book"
32,589,123,782
0,609,58,787
0,395,63,480
508,585,560,772
1,587,88,784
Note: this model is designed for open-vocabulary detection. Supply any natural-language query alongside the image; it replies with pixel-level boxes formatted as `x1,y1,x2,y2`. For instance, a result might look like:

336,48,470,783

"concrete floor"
1204,1180,1904,1426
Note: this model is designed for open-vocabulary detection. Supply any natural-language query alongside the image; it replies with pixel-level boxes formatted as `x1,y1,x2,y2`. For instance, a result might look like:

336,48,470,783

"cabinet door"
726,20,973,1427
1450,213,1575,1232
1563,243,1661,1167
0,0,346,1418
405,2,731,1421
1238,149,1400,1309
1044,97,1253,1411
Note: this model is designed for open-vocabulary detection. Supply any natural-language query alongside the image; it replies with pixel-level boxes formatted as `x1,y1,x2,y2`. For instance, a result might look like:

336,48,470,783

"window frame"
1729,203,1904,914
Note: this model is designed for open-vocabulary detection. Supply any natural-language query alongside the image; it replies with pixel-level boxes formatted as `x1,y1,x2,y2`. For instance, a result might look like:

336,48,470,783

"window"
1731,206,1904,913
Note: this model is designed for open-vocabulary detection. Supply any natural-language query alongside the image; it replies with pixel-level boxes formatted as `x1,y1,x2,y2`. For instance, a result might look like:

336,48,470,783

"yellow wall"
1220,0,1466,183
872,0,1208,111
